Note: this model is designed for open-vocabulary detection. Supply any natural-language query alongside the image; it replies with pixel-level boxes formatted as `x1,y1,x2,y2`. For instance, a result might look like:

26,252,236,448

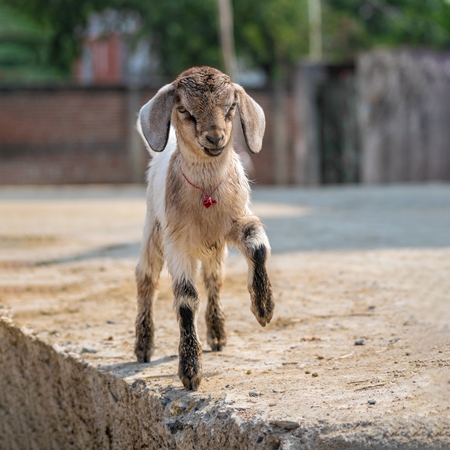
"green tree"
233,0,309,81
1,0,104,74
324,0,450,59
0,1,61,82
124,0,221,78
2,0,450,83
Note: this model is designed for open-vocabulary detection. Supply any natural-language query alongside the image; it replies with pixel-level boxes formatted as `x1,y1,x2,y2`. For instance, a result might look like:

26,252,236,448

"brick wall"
0,86,295,185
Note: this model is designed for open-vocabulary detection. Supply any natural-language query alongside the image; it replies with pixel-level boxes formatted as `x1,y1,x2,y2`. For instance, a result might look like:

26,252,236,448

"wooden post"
308,0,322,61
217,0,236,80
273,77,289,185
293,62,325,185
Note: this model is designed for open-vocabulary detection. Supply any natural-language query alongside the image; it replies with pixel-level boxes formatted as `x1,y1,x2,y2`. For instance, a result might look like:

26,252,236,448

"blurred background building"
1,0,450,185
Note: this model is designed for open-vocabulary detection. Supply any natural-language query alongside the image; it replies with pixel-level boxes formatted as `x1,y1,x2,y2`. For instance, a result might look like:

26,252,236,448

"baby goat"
135,66,274,390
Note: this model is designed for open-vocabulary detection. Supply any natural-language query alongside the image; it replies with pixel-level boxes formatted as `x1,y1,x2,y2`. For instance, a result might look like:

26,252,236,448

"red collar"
181,170,223,209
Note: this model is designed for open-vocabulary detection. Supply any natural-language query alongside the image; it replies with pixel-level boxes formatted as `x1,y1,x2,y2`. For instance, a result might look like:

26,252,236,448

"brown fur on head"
173,67,236,158
139,66,265,156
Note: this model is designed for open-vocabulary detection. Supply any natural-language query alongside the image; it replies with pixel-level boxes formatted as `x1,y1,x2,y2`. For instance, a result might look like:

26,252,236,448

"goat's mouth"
202,146,224,157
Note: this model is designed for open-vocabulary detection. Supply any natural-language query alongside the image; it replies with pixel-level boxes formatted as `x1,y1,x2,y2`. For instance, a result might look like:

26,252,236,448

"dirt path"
1,184,449,448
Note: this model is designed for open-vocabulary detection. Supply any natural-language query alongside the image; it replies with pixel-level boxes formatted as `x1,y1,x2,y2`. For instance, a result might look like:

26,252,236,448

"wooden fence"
295,49,450,185
358,50,450,183
1,49,449,185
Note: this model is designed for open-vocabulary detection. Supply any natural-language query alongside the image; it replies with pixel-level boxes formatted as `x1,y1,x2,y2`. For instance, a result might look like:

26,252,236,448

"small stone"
305,370,311,374
249,392,258,397
107,320,115,325
80,347,97,354
271,420,300,430
312,372,319,378
355,339,366,346
368,399,376,405
246,370,252,375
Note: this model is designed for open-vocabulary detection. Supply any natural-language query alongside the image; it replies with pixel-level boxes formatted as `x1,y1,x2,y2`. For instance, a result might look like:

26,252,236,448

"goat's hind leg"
229,217,274,326
202,246,227,351
135,220,164,363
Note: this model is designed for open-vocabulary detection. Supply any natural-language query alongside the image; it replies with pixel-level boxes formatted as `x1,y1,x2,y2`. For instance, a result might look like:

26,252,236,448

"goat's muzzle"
202,146,225,157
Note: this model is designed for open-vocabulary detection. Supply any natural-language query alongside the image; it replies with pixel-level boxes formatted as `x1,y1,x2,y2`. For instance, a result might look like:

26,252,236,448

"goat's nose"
205,134,223,146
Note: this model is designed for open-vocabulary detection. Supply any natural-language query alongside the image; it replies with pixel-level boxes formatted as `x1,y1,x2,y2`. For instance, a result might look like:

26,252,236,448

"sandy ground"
1,184,449,447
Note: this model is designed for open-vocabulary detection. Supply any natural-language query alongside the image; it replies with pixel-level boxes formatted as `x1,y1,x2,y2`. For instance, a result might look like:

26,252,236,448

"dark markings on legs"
205,294,226,351
174,279,198,301
135,272,156,363
179,304,195,334
203,262,226,351
251,245,272,320
178,304,202,391
242,223,256,242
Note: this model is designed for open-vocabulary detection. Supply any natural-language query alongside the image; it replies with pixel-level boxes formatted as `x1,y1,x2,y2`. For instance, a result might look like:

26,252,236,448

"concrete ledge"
1,185,450,449
1,318,448,450
0,319,276,450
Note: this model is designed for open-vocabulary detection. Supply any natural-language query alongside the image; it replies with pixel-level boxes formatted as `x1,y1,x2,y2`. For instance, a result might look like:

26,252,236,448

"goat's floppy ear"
234,83,266,154
139,83,176,152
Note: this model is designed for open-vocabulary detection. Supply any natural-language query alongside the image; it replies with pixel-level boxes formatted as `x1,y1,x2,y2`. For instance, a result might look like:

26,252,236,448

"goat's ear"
233,83,266,154
139,83,176,152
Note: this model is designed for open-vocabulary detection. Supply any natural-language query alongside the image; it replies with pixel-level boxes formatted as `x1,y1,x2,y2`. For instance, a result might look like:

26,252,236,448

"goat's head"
139,66,265,157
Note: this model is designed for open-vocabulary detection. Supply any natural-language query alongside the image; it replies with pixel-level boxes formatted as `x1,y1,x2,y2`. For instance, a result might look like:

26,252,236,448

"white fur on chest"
148,127,251,233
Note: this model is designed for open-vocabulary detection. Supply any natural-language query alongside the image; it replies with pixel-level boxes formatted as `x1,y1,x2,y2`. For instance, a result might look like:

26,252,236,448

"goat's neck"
176,142,233,183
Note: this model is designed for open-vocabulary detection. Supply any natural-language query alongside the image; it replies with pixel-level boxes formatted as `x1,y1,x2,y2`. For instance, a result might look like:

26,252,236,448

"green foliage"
127,0,221,78
234,0,309,78
325,0,450,57
1,0,450,83
0,1,67,81
1,0,105,71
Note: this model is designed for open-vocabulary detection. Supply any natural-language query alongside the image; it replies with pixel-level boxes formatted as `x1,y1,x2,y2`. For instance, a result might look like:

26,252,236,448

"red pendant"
202,196,217,209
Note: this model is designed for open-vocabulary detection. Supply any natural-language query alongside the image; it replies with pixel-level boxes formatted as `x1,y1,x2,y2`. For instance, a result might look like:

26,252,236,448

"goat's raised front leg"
167,249,202,390
229,216,274,326
135,220,164,363
201,246,227,351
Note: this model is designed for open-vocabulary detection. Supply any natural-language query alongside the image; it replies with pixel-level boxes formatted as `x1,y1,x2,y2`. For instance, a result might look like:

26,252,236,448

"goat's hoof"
178,362,202,391
178,345,203,390
136,354,150,363
207,334,227,352
209,340,226,352
179,371,202,391
251,295,275,327
135,346,154,363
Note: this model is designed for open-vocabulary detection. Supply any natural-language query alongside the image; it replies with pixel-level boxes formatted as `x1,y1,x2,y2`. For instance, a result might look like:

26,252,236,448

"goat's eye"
177,106,196,124
226,103,237,120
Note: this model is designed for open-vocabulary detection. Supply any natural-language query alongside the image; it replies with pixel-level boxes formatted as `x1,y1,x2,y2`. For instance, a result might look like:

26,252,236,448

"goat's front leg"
135,220,164,363
229,216,274,326
167,250,202,390
201,246,227,351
